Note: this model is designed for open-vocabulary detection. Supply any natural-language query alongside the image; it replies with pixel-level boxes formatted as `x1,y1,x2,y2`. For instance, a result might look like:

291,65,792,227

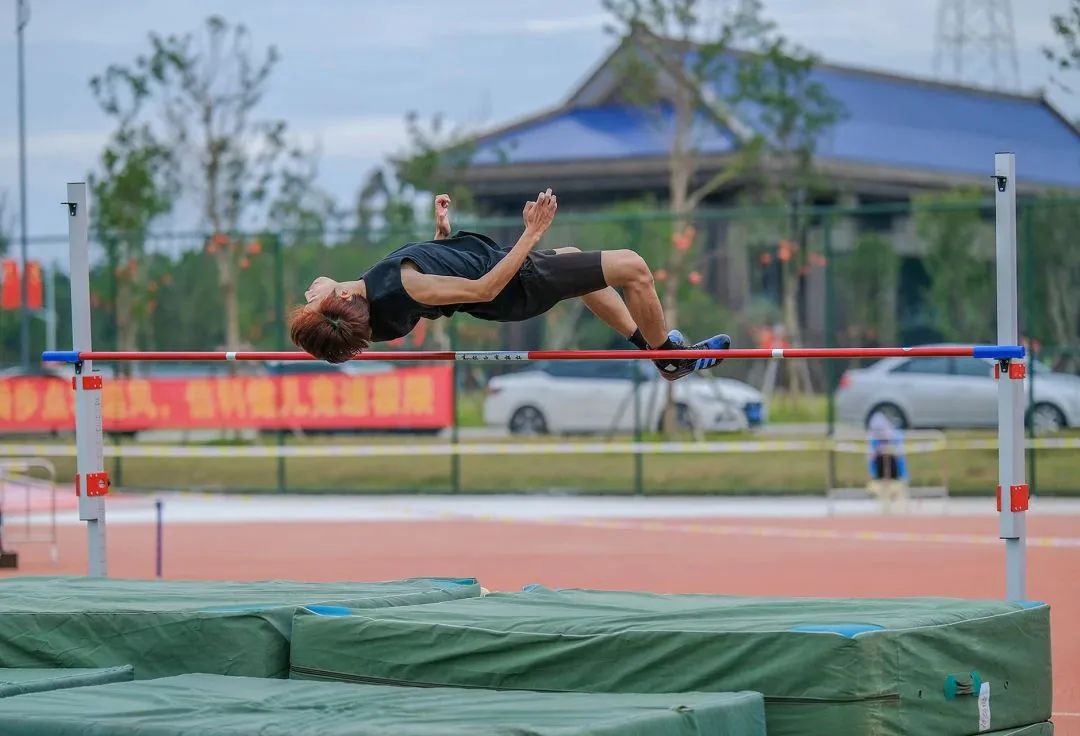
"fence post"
154,498,163,578
823,214,837,491
449,321,461,494
633,364,644,496
1021,203,1036,497
273,233,287,494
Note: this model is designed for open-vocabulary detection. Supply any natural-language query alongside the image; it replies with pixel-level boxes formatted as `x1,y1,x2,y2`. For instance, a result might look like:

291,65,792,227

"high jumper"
288,190,730,380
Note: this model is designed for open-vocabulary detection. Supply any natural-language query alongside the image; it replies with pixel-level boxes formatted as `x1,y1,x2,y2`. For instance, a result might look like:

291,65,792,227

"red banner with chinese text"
0,366,452,432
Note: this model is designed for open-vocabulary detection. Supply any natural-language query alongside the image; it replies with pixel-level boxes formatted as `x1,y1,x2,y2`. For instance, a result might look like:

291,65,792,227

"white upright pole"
993,153,1026,601
66,183,108,577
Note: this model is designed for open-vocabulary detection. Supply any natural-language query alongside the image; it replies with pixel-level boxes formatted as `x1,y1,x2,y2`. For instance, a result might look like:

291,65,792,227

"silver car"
483,361,766,435
836,353,1080,432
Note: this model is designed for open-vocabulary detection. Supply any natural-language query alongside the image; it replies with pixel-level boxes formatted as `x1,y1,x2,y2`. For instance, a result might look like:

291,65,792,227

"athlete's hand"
523,188,557,236
304,276,337,304
434,194,452,239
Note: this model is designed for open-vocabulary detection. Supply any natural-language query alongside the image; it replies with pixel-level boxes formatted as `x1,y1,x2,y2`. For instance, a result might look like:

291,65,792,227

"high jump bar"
42,345,1024,363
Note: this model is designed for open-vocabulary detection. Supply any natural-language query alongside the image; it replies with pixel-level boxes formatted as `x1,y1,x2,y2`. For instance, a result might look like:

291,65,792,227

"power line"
934,0,1021,90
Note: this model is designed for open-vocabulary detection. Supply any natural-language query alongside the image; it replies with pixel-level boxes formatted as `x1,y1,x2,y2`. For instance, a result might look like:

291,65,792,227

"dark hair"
288,294,372,363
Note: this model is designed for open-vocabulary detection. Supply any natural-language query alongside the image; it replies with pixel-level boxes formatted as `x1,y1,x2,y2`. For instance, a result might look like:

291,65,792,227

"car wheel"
1030,403,1066,434
657,403,696,431
866,403,908,430
509,406,549,435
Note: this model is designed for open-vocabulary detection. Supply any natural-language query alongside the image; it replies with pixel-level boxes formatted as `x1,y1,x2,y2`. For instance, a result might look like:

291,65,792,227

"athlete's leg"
543,247,730,380
551,247,638,338
597,249,669,348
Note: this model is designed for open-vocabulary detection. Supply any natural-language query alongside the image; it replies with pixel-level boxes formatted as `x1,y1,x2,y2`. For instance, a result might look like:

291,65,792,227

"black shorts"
468,249,608,323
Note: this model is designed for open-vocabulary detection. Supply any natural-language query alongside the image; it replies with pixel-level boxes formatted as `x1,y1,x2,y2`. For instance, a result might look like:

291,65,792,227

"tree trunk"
115,276,138,352
216,250,241,349
1046,268,1078,372
662,79,696,437
780,190,811,401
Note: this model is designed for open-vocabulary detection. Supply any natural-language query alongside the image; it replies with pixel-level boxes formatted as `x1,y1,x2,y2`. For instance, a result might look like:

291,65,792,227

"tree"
603,0,841,426
914,190,994,343
104,16,293,349
88,69,176,355
735,35,844,397
1037,4,1080,365
836,233,898,350
1027,199,1080,370
356,113,476,235
352,113,477,350
1045,0,1080,95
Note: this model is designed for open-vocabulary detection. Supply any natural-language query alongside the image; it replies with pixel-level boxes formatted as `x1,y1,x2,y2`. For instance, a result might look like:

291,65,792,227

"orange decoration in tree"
1,260,19,310
25,262,43,309
654,269,668,282
246,240,262,255
687,270,703,286
671,225,696,252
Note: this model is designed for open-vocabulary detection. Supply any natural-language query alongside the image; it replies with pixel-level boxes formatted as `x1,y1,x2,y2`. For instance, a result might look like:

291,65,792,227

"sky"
0,0,1073,245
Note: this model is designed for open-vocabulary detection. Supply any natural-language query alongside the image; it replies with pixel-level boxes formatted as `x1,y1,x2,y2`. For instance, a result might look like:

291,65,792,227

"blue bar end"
41,351,81,363
973,345,1025,360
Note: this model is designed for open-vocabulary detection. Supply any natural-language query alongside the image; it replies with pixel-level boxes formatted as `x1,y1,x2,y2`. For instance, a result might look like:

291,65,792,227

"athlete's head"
289,278,371,363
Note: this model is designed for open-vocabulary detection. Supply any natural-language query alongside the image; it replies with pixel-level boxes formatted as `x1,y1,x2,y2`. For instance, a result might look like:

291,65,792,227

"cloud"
445,13,609,38
0,130,108,163
297,114,413,162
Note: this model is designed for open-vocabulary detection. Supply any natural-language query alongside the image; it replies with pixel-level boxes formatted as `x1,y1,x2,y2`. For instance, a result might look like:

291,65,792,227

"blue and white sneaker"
655,330,731,381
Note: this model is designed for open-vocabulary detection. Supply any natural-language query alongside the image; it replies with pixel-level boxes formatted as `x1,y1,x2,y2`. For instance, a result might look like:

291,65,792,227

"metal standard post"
994,153,1026,601
66,183,108,577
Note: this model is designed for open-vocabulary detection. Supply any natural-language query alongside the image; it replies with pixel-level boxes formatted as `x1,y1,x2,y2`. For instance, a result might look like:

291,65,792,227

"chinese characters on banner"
0,366,452,432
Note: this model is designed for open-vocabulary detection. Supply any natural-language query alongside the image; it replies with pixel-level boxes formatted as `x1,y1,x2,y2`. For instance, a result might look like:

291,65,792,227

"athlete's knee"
612,250,652,288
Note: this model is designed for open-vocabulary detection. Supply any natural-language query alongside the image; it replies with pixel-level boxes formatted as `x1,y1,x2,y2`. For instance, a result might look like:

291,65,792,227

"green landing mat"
0,576,479,679
0,673,766,736
983,725,1054,735
289,586,1051,736
0,667,133,698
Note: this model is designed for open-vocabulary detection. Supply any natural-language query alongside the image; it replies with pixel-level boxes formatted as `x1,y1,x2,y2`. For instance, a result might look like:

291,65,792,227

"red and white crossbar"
42,345,1023,363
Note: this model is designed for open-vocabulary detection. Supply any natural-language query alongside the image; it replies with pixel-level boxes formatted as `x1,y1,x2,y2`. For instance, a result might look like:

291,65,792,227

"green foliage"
1045,0,1080,93
0,189,10,257
95,15,310,349
355,113,477,236
1025,199,1080,368
914,189,994,343
836,233,898,345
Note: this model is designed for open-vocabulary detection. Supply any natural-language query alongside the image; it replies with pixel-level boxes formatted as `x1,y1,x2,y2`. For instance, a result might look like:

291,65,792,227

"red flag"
26,261,43,310
1,260,19,310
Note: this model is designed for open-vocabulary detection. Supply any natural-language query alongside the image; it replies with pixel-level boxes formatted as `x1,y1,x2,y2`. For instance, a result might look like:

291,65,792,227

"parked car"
836,351,1080,432
483,361,765,435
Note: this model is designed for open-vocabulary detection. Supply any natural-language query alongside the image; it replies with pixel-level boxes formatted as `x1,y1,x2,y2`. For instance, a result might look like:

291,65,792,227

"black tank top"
363,232,518,342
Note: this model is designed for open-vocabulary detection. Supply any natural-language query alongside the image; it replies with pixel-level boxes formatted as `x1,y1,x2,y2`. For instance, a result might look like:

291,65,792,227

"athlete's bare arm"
434,194,452,240
402,189,558,306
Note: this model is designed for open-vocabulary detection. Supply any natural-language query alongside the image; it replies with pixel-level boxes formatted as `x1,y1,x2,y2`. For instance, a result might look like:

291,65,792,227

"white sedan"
483,361,765,435
836,352,1080,432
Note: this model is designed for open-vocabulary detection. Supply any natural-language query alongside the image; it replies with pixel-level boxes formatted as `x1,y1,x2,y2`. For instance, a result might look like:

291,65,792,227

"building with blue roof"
464,38,1080,209
459,37,1080,350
